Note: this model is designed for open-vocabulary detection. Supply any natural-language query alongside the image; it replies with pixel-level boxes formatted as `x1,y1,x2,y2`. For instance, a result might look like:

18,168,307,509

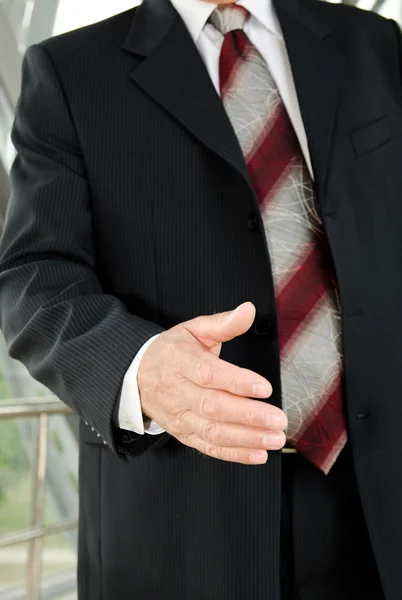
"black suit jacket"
1,0,402,597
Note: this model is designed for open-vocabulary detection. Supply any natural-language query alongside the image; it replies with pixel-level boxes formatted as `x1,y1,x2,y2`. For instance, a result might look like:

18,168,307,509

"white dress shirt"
117,0,315,436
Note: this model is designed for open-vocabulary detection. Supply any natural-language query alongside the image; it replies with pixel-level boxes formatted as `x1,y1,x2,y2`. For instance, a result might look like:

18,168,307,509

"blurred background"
0,0,400,598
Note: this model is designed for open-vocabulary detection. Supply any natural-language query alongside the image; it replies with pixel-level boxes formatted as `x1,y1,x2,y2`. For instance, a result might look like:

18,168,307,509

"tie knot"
208,4,249,35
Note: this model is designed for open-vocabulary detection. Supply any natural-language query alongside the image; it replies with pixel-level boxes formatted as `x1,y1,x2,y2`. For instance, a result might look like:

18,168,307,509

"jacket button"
253,316,271,336
247,212,259,231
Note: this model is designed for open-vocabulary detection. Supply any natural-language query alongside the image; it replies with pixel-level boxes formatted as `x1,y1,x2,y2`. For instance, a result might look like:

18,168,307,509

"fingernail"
252,383,271,397
266,413,288,429
262,432,285,448
249,451,267,464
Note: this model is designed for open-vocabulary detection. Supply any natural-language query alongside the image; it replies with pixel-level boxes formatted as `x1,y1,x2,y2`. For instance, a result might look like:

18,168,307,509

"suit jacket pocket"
350,115,392,156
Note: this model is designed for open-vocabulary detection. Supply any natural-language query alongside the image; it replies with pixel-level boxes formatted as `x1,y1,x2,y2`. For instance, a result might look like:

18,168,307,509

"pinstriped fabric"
209,5,347,473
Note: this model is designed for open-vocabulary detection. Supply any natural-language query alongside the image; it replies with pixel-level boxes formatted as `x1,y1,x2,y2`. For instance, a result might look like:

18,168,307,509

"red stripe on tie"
247,105,300,207
276,243,328,354
220,31,251,97
294,377,346,470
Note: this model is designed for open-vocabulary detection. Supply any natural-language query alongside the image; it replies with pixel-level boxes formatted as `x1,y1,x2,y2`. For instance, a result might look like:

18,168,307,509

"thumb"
185,302,256,349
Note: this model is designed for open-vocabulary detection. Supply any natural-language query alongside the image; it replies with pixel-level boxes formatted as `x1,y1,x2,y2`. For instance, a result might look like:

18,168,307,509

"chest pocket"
350,115,392,157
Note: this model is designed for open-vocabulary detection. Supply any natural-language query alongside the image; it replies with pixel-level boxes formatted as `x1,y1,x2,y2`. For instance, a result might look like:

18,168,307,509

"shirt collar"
169,0,283,43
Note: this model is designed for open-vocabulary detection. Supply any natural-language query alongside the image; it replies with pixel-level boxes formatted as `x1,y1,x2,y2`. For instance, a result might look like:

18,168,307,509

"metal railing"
0,397,77,600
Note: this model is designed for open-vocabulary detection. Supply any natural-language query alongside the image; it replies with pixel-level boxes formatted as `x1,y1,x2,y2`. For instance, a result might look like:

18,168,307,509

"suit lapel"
122,0,251,187
122,0,345,199
274,0,345,198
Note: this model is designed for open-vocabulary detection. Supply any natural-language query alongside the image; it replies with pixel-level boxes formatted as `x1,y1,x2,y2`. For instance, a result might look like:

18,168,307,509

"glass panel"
0,85,15,172
0,418,32,535
0,349,8,399
0,543,28,593
378,0,402,20
44,416,78,530
41,531,77,580
0,0,28,49
53,0,138,35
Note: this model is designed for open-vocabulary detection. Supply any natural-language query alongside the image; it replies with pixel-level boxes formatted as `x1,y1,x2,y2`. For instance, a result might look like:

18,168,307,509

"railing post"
27,412,48,600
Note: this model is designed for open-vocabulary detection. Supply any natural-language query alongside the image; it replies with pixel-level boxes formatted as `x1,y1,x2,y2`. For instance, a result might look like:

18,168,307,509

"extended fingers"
179,380,287,431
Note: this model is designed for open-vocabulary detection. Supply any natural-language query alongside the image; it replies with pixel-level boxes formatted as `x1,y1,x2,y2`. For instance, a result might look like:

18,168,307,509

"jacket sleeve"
0,43,169,459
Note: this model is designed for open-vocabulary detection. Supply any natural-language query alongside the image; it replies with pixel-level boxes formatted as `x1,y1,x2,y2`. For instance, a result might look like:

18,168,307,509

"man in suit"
0,0,401,596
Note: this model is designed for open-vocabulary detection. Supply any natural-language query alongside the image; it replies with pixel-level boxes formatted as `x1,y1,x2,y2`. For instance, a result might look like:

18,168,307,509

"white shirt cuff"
118,334,165,435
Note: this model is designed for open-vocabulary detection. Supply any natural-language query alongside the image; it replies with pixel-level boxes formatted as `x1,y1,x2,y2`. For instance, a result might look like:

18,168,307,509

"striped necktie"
208,5,347,474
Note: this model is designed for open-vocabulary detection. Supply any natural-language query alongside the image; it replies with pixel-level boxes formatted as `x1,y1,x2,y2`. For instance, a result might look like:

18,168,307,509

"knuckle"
197,362,214,386
200,444,246,464
228,374,241,395
225,448,241,463
209,391,223,418
204,443,219,458
169,396,181,418
244,404,257,426
232,450,244,463
182,432,198,448
169,413,186,436
251,435,265,449
200,420,219,443
169,419,181,436
198,393,217,418
245,453,256,464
